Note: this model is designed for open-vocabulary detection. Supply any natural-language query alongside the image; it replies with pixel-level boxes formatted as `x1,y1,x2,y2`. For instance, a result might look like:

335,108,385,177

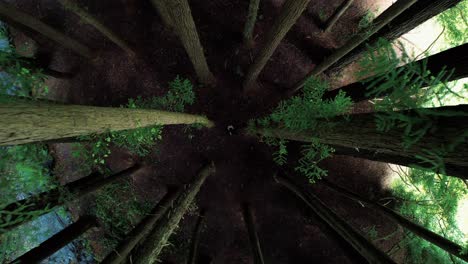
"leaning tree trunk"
150,0,174,29
326,0,463,74
187,209,206,264
248,105,468,180
0,164,141,234
243,0,261,47
0,98,214,146
0,2,94,59
323,0,354,33
323,43,468,102
131,162,215,264
321,179,468,262
242,203,265,264
243,0,311,91
101,188,182,264
162,0,215,85
11,215,98,263
274,174,396,264
58,0,136,57
290,0,418,95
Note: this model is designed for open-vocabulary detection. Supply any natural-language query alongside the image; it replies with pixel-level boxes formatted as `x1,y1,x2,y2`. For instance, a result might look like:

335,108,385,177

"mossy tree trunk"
274,174,396,264
249,105,468,180
58,0,136,57
326,0,463,74
323,43,468,102
162,0,215,85
243,0,311,91
321,179,468,262
290,0,418,95
101,188,182,264
243,0,261,47
0,98,214,146
242,203,265,264
187,209,205,264
0,2,94,59
323,0,354,32
11,215,98,263
150,0,174,29
0,165,141,234
131,162,215,264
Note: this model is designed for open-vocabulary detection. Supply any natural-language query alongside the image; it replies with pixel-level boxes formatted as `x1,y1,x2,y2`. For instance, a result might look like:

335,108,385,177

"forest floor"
10,0,409,263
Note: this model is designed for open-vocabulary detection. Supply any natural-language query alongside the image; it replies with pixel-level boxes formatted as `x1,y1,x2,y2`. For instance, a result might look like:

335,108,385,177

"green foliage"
253,76,353,182
358,11,375,30
437,0,468,47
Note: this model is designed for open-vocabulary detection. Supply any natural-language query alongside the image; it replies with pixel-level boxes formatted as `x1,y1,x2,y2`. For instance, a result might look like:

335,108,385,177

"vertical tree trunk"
11,215,98,263
290,0,418,95
132,162,215,264
248,105,468,180
321,179,468,262
241,203,265,264
150,0,174,29
243,0,311,91
323,0,354,33
326,0,462,74
0,98,214,146
323,43,468,102
0,2,94,59
243,0,261,47
162,0,215,85
58,0,136,57
101,188,182,264
187,209,206,264
0,164,141,234
274,174,396,264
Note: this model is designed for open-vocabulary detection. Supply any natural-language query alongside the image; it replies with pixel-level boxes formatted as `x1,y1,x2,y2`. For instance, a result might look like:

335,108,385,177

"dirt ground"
10,0,406,263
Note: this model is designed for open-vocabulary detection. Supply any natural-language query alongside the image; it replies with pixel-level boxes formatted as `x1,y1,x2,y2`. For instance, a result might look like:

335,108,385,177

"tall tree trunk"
0,2,94,59
243,0,311,91
243,0,261,47
11,215,98,263
248,105,468,180
323,43,468,102
321,179,468,262
290,0,418,95
101,188,182,264
326,0,462,74
0,98,214,146
187,209,206,264
58,0,136,57
241,203,265,264
131,162,215,264
0,164,141,234
161,0,215,85
323,0,354,33
150,0,174,29
274,174,396,264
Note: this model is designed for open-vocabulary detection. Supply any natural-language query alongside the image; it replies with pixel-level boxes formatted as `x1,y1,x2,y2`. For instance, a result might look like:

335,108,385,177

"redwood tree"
242,203,265,264
323,0,354,33
243,0,261,47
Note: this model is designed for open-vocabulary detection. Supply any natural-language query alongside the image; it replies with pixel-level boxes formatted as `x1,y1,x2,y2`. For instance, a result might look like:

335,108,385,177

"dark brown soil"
11,0,406,263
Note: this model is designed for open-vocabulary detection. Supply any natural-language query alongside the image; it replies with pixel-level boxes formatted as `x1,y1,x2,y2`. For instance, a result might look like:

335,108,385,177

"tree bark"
243,0,311,91
187,209,206,264
0,98,214,146
0,164,141,234
150,0,174,29
248,105,468,180
0,2,94,59
131,162,215,264
326,0,463,74
323,0,354,33
243,0,261,47
162,0,215,85
58,0,136,57
101,188,182,264
274,174,396,264
321,179,468,262
241,203,265,264
323,43,468,102
290,0,418,95
10,215,98,263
